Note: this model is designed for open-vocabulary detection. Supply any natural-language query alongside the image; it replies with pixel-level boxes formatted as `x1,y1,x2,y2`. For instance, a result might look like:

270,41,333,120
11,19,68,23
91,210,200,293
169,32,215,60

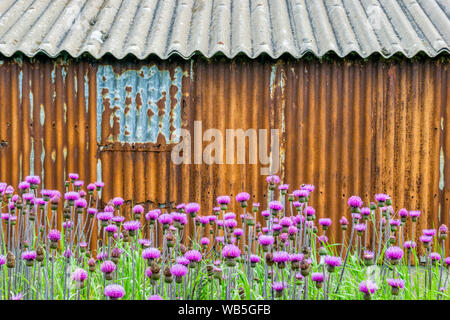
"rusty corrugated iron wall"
0,55,448,253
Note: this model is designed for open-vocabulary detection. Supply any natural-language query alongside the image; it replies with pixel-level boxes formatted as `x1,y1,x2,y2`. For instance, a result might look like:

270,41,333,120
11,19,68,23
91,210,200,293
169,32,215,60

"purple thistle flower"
233,229,243,237
132,205,144,214
289,253,304,262
403,241,416,249
224,219,237,229
145,209,160,221
236,192,250,202
266,175,280,184
390,219,401,227
142,248,161,260
445,257,450,266
0,255,5,266
176,257,190,266
158,213,173,225
430,252,441,262
301,184,315,192
409,210,421,218
398,208,408,218
22,193,34,201
339,217,349,225
100,260,116,274
311,273,324,282
273,224,282,232
224,212,236,220
354,223,366,232
25,175,41,185
170,264,188,277
280,217,293,227
104,205,115,213
269,201,283,211
75,198,87,208
185,250,202,262
22,251,36,261
278,184,289,190
386,278,405,289
48,229,61,242
293,189,309,198
148,295,163,300
261,210,270,217
112,215,125,223
73,180,84,188
359,280,378,295
272,281,286,293
324,256,342,267
288,225,298,235
104,284,125,299
105,224,118,234
273,251,289,263
97,212,114,222
185,202,200,214
439,224,448,234
347,196,363,208
363,251,374,260
95,181,105,189
318,235,328,245
200,237,210,246
123,220,141,231
63,249,72,258
385,246,403,261
72,268,88,282
87,183,96,191
18,181,30,190
112,197,124,207
374,193,389,203
250,255,261,264
420,235,433,243
360,207,371,216
217,195,231,205
222,245,241,259
422,229,436,237
12,293,23,300
305,206,315,216
319,218,332,227
64,191,80,202
68,173,79,180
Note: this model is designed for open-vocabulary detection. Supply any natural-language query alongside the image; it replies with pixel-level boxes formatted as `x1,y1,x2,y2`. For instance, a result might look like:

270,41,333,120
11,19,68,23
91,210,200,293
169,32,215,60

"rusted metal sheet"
0,55,448,255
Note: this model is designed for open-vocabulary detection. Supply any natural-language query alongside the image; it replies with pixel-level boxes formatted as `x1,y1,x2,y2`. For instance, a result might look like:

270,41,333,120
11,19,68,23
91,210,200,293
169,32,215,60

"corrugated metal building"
0,0,449,251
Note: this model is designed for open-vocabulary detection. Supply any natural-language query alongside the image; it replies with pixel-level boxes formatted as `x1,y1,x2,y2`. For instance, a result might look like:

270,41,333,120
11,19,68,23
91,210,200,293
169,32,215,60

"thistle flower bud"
6,251,15,268
265,253,274,267
87,258,96,272
150,262,161,281
36,246,45,262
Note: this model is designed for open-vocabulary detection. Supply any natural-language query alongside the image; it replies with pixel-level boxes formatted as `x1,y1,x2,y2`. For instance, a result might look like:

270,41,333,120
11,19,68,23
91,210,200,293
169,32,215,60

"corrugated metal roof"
0,0,448,60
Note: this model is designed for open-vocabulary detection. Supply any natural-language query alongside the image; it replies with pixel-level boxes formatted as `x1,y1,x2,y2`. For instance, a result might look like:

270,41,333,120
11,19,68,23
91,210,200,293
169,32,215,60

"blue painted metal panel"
96,65,183,144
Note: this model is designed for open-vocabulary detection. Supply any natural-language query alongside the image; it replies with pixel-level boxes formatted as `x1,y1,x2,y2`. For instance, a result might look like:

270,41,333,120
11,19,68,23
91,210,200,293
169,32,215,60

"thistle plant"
0,173,447,301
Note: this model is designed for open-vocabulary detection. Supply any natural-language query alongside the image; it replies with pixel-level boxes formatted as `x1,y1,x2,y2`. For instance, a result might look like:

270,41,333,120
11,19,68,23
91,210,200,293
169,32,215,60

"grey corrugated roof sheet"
0,0,448,60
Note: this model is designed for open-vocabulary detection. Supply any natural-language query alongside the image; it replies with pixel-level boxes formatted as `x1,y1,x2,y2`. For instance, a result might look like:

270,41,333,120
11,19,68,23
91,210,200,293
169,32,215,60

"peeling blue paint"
97,159,102,184
19,70,23,104
84,73,89,113
29,91,33,121
40,104,45,126
96,65,183,144
30,140,34,176
61,66,67,82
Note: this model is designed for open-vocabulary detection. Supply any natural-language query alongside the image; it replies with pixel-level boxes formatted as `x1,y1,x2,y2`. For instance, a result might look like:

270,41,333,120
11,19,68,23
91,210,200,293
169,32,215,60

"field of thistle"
0,173,448,301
